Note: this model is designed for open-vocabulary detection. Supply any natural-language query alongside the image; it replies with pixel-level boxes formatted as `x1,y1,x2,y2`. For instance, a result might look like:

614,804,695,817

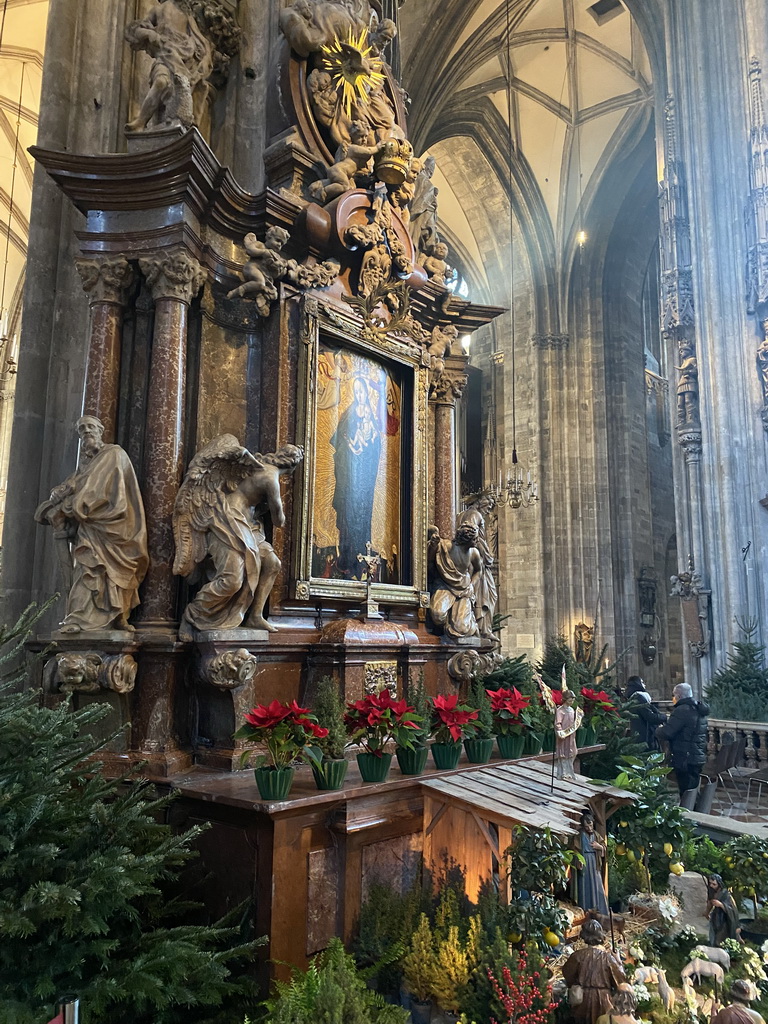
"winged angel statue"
172,434,304,640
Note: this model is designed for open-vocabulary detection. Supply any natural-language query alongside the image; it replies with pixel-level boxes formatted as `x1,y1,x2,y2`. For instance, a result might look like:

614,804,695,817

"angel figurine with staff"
172,434,303,640
536,668,583,782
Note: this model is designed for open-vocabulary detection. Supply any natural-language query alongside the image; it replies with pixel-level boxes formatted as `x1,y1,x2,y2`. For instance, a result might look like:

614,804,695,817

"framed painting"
293,297,429,607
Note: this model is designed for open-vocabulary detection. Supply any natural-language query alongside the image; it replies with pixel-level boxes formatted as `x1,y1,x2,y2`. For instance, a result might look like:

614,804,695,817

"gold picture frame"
292,296,429,607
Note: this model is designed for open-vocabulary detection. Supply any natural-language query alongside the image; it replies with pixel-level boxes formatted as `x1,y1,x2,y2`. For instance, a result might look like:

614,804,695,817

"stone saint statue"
712,981,767,1024
125,0,214,133
427,521,483,640
408,155,439,252
457,493,498,641
172,435,304,639
675,350,699,426
562,920,626,1024
34,416,149,634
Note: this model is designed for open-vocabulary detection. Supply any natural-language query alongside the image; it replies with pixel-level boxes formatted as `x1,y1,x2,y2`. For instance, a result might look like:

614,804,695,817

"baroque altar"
28,0,504,776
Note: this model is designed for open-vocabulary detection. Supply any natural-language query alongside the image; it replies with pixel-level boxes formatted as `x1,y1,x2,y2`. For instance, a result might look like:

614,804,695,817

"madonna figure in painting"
331,377,382,575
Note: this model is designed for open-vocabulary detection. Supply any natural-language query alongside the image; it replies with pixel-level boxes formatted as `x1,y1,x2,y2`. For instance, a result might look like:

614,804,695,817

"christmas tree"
0,607,260,1024
706,618,768,722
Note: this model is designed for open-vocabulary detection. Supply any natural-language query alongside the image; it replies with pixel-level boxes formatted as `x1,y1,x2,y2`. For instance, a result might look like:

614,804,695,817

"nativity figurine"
554,688,583,780
706,873,741,946
34,416,149,635
573,809,609,915
172,435,304,640
712,981,766,1024
595,986,642,1024
562,920,627,1024
125,0,214,133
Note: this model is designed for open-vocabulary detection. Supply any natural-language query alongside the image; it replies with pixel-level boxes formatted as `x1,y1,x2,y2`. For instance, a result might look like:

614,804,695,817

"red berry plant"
488,951,559,1024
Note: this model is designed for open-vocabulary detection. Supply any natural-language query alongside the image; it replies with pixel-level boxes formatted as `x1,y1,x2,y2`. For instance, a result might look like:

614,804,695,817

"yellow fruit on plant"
616,844,626,856
544,931,560,947
664,843,673,856
627,850,636,863
509,932,522,943
620,821,628,828
670,862,685,876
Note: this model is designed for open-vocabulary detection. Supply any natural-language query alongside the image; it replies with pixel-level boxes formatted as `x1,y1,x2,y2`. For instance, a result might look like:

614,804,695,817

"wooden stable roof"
420,759,635,837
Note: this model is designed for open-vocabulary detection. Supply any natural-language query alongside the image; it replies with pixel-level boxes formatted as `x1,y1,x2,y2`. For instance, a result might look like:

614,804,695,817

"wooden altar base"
165,744,608,988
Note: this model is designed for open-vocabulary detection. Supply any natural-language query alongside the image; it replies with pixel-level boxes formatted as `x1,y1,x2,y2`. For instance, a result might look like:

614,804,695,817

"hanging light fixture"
488,0,538,511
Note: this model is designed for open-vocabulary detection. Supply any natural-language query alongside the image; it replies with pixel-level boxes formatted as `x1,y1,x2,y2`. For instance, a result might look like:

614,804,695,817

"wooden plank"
422,773,578,828
422,777,562,830
425,800,449,836
471,810,501,859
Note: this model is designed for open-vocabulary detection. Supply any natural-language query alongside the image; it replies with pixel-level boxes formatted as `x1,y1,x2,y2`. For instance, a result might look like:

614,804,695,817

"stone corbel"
198,647,260,689
43,651,137,694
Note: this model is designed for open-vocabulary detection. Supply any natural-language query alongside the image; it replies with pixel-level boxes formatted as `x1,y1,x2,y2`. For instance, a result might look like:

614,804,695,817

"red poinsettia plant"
580,686,618,731
430,693,480,744
235,699,328,770
487,687,533,736
344,690,422,756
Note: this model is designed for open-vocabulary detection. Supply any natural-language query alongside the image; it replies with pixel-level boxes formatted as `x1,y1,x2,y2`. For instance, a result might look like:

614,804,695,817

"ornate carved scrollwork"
44,652,138,694
199,647,259,689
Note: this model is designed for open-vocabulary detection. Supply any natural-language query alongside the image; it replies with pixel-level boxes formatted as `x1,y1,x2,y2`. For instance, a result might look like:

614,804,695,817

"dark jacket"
656,696,710,767
626,692,667,750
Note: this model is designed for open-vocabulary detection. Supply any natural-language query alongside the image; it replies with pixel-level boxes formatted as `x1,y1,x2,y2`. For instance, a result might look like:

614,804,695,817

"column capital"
431,369,468,405
75,256,135,305
139,249,206,304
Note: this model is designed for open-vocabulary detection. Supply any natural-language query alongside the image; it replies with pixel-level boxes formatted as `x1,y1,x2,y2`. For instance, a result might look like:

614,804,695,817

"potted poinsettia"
345,690,421,783
580,686,618,745
487,686,532,759
429,693,479,770
235,699,328,801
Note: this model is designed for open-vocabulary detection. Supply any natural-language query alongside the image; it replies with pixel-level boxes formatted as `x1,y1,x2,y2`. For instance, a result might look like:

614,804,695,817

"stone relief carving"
427,521,484,641
227,226,340,318
670,561,711,659
125,0,219,133
200,647,259,688
139,249,207,303
364,660,398,698
173,434,304,639
44,652,138,695
446,647,502,684
75,257,136,305
34,416,149,635
431,368,468,404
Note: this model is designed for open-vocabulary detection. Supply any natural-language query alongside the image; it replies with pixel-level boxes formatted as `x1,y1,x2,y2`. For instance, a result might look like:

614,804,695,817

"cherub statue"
419,242,452,286
424,323,458,378
125,0,214,132
226,226,291,316
173,435,304,640
308,121,381,204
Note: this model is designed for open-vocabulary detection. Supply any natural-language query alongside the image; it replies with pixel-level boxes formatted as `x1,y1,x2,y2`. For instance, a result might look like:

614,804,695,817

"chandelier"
486,0,539,512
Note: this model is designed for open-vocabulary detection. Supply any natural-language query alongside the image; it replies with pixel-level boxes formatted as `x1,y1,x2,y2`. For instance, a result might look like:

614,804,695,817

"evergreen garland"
0,608,260,1024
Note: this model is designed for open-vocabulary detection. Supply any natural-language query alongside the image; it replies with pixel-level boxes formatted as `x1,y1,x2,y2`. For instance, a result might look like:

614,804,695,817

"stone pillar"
431,367,467,538
136,249,206,631
75,257,135,442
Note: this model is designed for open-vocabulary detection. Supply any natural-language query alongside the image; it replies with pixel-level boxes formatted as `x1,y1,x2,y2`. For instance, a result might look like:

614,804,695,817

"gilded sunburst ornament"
320,29,385,118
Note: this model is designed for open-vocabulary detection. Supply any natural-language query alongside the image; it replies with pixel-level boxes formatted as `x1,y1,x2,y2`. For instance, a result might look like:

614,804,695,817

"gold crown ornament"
374,138,414,185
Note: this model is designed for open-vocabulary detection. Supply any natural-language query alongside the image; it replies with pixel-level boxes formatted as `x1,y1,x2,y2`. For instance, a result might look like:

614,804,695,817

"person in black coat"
624,676,667,750
656,682,710,797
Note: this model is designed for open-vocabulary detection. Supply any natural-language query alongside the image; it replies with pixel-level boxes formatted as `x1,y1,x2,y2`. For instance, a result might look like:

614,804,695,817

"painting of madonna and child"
311,340,405,584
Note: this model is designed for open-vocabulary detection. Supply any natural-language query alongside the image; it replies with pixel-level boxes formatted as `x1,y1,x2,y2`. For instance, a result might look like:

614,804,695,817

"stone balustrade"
706,717,768,769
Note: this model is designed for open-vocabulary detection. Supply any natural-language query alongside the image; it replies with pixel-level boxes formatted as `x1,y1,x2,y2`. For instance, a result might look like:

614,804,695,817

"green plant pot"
254,765,295,801
396,744,429,776
542,730,556,753
311,758,349,791
357,751,392,783
431,741,462,770
497,733,526,759
523,732,544,755
409,998,432,1024
577,725,597,747
464,736,494,764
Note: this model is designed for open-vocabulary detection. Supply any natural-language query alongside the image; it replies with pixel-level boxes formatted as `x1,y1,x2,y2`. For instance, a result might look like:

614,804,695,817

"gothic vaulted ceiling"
399,0,652,302
0,0,47,345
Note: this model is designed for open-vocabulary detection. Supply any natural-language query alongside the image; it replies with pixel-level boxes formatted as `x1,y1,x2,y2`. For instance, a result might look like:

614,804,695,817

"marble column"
431,367,467,538
75,257,135,442
136,249,206,631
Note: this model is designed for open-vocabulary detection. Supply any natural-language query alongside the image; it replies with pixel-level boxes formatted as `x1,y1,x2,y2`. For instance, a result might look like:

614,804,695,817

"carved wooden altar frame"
292,295,429,608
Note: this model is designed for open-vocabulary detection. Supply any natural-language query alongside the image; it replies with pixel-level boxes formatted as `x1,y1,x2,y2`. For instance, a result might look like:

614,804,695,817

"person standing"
656,683,710,797
624,676,667,750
